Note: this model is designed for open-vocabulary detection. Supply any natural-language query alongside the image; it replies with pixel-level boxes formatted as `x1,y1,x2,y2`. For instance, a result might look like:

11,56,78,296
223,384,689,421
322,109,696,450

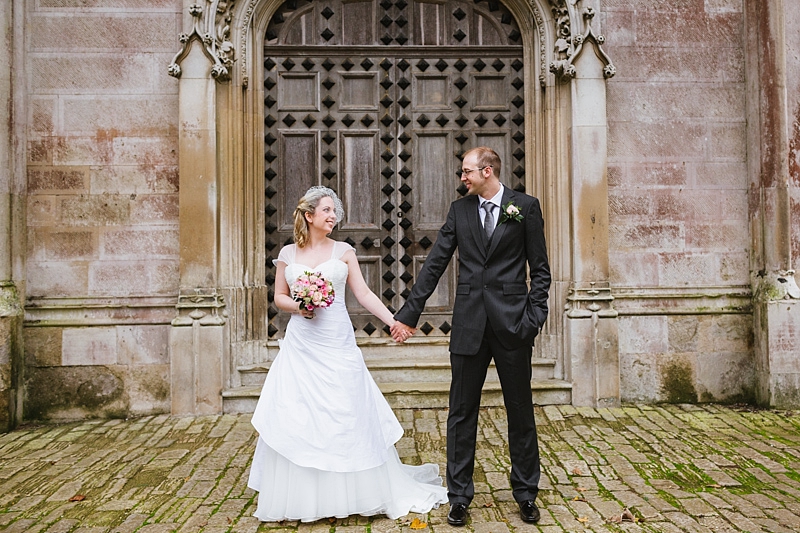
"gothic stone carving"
169,1,237,83
548,2,615,82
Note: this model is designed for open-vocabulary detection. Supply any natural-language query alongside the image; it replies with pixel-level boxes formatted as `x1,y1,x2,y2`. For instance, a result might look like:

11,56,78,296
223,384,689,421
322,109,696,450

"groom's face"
460,154,490,197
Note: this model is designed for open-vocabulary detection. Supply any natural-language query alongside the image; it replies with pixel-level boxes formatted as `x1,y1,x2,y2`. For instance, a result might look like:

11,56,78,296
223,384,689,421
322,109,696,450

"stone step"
222,379,572,413
235,357,557,387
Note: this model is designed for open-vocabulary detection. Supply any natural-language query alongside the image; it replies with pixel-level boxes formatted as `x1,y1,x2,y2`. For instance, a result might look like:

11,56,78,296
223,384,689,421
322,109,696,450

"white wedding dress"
248,242,448,522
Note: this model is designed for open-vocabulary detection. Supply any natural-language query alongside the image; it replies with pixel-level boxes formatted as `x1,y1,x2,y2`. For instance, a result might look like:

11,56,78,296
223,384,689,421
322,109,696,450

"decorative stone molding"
168,1,236,82
754,269,800,301
549,3,615,82
172,290,228,327
565,281,618,319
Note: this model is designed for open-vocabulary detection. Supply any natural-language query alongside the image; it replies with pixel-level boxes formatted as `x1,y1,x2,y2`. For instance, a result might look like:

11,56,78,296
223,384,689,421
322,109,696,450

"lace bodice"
277,242,351,306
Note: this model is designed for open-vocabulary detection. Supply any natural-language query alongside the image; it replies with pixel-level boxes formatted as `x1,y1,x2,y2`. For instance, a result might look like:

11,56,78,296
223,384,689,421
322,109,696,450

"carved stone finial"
168,1,237,83
549,4,616,83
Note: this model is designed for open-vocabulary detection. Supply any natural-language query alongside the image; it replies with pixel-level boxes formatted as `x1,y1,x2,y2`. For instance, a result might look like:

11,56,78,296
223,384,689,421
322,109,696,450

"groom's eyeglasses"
461,166,491,175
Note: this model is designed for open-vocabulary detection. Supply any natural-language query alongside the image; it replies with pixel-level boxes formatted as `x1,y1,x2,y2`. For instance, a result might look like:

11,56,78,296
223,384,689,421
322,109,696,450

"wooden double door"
263,0,526,339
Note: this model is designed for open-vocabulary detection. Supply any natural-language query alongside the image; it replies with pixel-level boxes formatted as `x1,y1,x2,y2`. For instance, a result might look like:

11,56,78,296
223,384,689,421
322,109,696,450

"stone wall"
22,0,181,420
602,0,755,403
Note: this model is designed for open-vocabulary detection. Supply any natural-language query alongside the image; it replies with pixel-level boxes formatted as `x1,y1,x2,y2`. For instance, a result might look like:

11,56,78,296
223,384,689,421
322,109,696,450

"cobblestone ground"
2,404,800,532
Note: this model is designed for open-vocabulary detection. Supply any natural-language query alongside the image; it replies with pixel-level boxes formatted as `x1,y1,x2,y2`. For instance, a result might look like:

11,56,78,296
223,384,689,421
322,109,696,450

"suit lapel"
486,187,515,258
466,196,489,256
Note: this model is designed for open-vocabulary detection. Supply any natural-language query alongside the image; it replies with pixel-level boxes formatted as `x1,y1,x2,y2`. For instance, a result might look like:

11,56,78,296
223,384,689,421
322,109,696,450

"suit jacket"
395,187,551,355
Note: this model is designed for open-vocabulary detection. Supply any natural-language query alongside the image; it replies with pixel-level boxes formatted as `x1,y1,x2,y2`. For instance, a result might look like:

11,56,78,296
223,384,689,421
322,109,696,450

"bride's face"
306,196,337,234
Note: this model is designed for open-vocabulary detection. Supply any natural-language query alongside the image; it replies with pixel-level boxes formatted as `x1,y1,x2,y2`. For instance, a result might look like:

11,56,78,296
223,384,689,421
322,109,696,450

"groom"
391,147,551,526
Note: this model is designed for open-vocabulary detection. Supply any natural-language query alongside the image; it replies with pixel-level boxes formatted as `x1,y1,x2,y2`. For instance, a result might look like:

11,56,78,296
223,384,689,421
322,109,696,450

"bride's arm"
342,249,396,327
274,261,310,316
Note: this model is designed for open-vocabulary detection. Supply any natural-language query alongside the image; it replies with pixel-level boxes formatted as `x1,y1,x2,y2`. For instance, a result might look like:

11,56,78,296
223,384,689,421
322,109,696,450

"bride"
248,186,448,522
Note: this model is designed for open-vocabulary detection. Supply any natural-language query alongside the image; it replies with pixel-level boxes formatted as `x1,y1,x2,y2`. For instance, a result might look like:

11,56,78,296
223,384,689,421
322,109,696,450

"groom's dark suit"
395,185,551,505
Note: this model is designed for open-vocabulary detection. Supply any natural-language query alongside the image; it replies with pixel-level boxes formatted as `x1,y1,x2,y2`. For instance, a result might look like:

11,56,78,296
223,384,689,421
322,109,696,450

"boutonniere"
498,201,524,224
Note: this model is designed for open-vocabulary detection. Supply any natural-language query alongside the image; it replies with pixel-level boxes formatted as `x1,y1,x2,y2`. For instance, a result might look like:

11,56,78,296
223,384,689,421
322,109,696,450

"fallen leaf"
577,516,588,523
571,467,583,475
410,518,427,529
328,518,336,524
572,496,586,502
576,487,587,492
227,517,232,524
68,495,85,502
621,508,638,522
483,502,494,508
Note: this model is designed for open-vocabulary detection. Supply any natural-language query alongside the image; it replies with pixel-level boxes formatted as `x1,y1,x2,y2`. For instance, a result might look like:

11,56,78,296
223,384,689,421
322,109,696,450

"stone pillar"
557,7,620,408
167,3,227,415
0,0,24,431
746,0,800,408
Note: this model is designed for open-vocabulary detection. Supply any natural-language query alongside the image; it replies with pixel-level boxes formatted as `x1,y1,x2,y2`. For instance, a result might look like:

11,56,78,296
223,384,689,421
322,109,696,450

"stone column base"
755,299,800,409
566,283,620,408
169,291,227,415
0,282,23,432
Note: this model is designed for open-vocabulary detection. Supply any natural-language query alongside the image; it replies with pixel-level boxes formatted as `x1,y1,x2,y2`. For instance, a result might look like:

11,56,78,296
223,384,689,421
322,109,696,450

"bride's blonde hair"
293,186,345,248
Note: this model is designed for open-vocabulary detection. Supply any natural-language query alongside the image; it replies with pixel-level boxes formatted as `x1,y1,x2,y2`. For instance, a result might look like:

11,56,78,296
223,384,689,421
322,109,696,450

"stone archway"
166,0,618,413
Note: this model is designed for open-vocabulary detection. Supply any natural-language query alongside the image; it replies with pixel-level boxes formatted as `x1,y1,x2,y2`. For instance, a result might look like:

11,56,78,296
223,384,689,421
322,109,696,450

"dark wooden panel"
278,72,320,111
414,133,452,229
341,0,375,45
341,131,380,228
279,132,318,230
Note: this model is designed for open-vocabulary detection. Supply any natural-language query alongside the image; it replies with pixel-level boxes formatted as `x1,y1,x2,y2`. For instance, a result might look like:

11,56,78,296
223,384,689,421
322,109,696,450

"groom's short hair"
464,147,502,177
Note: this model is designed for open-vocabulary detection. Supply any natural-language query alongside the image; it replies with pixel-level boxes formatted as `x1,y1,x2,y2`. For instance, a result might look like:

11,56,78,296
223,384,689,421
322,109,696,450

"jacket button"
484,285,488,289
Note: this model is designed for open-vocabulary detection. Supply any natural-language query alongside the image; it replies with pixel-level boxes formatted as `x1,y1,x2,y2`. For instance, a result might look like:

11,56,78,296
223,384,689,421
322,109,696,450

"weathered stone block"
88,261,148,295
31,55,154,94
123,364,170,414
26,262,89,297
59,194,130,226
696,351,755,403
27,139,52,164
148,261,180,294
44,230,97,260
62,327,117,366
697,314,753,354
695,162,747,188
619,315,669,355
30,14,177,52
608,193,652,217
609,223,683,251
609,252,659,286
619,352,662,403
111,137,178,166
608,122,706,159
608,84,744,122
117,325,169,365
102,229,179,258
90,166,178,195
23,327,62,367
26,196,56,226
658,253,718,286
28,168,87,192
30,98,55,134
708,122,747,160
63,97,179,136
667,316,699,353
607,47,744,83
130,195,179,223
685,222,748,251
24,365,127,421
719,252,749,283
635,10,741,47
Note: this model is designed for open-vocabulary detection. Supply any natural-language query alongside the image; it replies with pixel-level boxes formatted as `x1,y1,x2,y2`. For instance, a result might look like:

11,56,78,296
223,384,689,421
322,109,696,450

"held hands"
391,321,416,343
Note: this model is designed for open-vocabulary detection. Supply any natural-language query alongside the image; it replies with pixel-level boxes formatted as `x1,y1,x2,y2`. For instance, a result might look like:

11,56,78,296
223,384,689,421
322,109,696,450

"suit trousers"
446,322,541,505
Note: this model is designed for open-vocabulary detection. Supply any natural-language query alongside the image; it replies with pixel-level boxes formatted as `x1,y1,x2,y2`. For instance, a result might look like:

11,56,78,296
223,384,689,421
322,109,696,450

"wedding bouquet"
290,271,335,314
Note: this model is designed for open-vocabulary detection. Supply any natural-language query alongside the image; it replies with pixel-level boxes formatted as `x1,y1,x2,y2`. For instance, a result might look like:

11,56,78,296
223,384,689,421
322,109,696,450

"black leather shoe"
519,500,540,523
447,502,468,526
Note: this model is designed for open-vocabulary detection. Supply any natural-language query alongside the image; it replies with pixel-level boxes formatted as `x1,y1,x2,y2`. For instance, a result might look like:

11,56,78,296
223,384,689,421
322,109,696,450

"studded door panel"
264,0,524,340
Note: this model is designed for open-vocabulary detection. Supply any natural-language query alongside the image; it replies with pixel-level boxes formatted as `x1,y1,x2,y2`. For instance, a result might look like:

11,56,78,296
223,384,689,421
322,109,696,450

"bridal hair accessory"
304,185,345,225
291,270,335,318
